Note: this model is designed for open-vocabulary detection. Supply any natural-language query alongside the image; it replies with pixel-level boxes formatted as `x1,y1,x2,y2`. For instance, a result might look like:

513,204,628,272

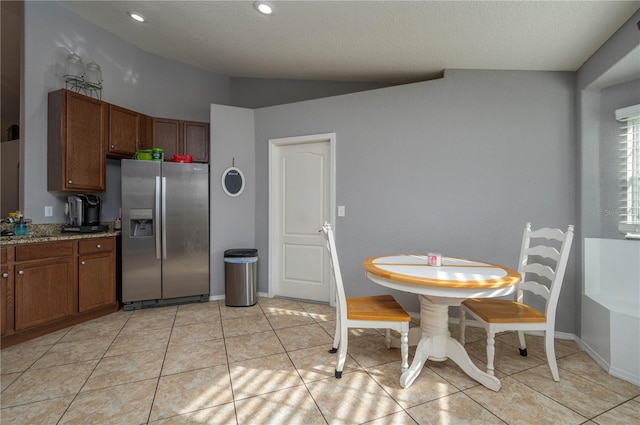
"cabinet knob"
81,261,86,265
111,145,115,148
96,244,102,249
2,272,8,278
68,180,73,184
18,270,24,275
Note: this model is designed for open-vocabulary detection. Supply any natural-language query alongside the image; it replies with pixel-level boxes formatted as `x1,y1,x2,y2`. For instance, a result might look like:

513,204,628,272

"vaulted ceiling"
59,1,640,84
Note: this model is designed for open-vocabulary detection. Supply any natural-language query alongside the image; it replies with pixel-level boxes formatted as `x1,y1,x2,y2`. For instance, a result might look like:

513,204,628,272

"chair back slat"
529,226,567,242
519,280,551,300
525,245,560,262
522,263,556,284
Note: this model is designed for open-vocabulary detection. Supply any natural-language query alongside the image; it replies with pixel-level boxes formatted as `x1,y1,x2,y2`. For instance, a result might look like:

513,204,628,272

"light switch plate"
338,205,345,217
44,206,53,217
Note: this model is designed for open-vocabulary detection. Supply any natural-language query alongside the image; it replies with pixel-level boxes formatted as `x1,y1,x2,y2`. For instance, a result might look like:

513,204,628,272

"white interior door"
270,134,334,302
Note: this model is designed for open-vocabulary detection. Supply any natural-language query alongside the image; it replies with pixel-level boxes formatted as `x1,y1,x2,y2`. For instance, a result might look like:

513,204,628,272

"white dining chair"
459,222,575,381
321,222,410,378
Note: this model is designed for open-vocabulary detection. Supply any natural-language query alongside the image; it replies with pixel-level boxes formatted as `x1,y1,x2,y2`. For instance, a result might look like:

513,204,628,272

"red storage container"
172,154,193,163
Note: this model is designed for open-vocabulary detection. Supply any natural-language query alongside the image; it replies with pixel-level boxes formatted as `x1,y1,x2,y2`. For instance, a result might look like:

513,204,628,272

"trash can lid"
224,248,258,257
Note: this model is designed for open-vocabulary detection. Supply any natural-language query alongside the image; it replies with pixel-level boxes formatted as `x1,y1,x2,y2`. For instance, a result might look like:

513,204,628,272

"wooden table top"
363,255,521,289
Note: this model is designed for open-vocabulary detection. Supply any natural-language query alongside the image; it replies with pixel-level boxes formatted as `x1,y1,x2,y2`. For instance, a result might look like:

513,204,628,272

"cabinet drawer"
15,241,74,262
79,237,114,255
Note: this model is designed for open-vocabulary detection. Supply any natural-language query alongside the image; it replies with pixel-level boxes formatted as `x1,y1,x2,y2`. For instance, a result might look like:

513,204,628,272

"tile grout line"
143,308,178,424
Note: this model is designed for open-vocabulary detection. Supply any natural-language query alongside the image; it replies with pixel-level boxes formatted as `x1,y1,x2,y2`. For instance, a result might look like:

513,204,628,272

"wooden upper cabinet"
48,89,107,192
183,121,209,163
139,114,154,151
153,118,209,163
107,106,154,158
153,118,181,161
108,105,140,158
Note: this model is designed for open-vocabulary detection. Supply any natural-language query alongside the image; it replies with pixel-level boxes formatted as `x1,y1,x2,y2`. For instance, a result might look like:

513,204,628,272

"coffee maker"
65,194,108,233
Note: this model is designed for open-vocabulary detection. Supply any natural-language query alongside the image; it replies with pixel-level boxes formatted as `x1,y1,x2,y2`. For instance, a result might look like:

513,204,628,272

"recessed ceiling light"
128,11,146,23
254,1,274,16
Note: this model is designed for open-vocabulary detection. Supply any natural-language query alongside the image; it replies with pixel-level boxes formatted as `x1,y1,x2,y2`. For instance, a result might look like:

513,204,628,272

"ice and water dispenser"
129,209,154,237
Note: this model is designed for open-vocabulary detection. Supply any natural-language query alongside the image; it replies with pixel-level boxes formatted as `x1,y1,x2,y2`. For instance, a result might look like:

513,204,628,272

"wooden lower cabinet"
1,236,118,347
1,262,13,336
14,256,75,331
0,247,13,336
79,255,113,312
78,238,115,313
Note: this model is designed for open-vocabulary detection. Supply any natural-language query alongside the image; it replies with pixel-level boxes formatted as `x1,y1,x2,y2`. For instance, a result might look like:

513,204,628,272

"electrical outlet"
338,205,346,217
44,206,53,217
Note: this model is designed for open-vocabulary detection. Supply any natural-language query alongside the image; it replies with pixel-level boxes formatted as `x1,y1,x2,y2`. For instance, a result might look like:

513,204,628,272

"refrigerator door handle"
155,176,161,260
162,176,167,260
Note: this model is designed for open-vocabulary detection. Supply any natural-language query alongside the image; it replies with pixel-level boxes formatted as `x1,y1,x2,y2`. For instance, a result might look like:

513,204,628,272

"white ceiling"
58,0,640,84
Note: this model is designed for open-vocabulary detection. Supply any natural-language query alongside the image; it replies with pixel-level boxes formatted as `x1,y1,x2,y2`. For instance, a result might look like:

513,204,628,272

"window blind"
616,104,640,238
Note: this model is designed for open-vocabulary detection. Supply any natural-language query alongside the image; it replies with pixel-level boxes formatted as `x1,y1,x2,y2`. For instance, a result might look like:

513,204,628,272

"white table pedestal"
399,295,501,391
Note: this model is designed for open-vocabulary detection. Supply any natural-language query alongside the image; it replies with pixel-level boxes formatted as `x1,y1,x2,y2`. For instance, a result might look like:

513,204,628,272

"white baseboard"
209,291,270,303
575,337,640,386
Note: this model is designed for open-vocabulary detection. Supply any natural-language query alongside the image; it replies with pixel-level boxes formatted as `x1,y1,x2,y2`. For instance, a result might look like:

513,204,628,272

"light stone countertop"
0,223,120,246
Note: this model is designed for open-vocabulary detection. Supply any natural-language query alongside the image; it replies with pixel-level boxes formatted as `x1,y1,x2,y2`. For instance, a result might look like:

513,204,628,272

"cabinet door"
79,253,115,312
139,114,154,151
64,91,107,191
153,118,181,161
1,264,14,336
14,257,75,331
183,121,209,163
108,105,140,158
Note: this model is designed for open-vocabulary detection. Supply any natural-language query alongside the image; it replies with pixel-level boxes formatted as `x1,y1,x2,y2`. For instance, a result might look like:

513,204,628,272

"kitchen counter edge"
1,230,121,246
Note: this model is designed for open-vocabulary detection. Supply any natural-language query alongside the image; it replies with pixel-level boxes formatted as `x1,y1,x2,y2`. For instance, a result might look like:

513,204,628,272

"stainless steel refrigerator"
121,159,209,309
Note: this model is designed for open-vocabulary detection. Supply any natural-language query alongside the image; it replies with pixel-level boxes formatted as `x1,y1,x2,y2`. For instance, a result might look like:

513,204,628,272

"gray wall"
22,1,230,223
209,105,256,297
230,77,393,109
254,69,578,332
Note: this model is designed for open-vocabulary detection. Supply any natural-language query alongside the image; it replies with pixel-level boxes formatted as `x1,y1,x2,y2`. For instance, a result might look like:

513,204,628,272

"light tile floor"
1,297,638,424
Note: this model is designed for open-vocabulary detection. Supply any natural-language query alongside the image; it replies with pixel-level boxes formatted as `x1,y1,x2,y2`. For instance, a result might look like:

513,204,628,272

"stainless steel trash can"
224,249,258,307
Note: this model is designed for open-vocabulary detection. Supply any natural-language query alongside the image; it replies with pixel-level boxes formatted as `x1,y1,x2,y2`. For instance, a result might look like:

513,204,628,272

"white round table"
363,254,521,391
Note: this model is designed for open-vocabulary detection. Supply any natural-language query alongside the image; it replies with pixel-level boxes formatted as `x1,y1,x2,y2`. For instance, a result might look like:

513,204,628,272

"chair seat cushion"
347,295,411,322
462,298,546,323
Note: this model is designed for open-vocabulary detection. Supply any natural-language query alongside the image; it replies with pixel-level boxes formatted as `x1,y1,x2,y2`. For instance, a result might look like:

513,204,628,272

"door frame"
268,133,336,305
